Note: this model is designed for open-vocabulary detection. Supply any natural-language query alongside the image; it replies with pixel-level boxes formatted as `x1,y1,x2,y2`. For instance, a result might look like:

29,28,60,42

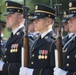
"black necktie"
39,36,41,40
10,32,13,38
37,36,41,44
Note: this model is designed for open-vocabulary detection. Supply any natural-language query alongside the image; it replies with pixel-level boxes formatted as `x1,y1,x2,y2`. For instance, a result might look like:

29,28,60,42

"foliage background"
0,0,68,39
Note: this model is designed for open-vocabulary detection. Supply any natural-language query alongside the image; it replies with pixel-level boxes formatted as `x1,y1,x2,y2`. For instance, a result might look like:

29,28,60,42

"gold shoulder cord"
50,40,56,51
8,63,11,75
73,72,76,75
39,69,42,75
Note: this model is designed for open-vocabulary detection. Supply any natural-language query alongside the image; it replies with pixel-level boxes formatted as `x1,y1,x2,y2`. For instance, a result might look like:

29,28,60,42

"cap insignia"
69,2,72,7
48,15,50,17
18,10,20,12
63,11,67,17
6,2,8,7
35,5,38,10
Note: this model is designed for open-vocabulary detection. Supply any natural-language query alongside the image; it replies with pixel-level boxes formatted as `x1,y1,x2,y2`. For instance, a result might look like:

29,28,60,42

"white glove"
54,67,67,75
19,67,34,75
0,60,4,71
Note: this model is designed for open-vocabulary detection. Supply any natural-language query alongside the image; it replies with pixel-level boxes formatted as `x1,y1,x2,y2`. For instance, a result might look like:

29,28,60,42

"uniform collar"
41,29,51,38
12,25,24,35
32,31,39,36
68,32,74,38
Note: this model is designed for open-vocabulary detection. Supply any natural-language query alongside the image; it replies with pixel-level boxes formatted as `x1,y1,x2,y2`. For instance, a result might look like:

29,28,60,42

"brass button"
4,55,6,58
66,63,69,66
32,54,34,57
6,61,8,63
75,55,76,58
31,62,34,64
66,71,68,73
32,48,34,51
67,56,70,59
5,48,7,51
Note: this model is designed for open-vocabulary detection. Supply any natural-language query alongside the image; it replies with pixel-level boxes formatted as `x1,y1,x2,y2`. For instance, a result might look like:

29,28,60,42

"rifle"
0,4,2,60
21,0,29,67
54,0,63,68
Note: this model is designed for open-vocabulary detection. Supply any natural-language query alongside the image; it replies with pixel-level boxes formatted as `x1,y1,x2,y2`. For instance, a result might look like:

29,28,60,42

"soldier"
0,1,25,75
54,0,76,75
28,13,40,49
0,20,6,75
19,4,56,75
28,13,40,40
62,11,74,47
0,20,7,59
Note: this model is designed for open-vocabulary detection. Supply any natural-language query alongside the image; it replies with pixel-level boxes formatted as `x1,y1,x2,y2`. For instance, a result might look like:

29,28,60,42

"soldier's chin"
6,24,11,29
35,28,38,31
7,28,12,32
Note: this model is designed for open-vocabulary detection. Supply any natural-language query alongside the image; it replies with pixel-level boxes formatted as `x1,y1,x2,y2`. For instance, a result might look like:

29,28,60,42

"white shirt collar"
12,25,24,35
32,31,39,36
41,29,51,38
68,32,74,38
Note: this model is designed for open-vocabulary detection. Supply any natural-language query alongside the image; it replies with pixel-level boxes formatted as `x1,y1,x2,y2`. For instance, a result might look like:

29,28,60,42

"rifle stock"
0,4,2,60
54,3,63,68
56,34,63,68
23,37,29,67
22,1,29,67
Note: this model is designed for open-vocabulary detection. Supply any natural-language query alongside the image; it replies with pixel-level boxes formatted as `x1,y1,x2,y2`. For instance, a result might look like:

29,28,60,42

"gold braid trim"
8,63,11,75
73,72,76,75
39,69,42,75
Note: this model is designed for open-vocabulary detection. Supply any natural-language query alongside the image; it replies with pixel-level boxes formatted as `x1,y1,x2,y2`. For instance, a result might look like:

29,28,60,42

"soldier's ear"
46,18,53,26
18,14,23,22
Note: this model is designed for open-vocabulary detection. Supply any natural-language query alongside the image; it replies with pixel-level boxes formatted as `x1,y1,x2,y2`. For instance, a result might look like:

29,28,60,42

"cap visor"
66,14,76,19
4,12,14,16
33,15,46,19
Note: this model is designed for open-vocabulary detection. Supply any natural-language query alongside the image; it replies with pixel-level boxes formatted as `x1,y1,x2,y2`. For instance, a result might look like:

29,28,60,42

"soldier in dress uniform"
0,20,7,59
0,1,25,75
0,20,6,75
62,11,74,47
54,0,76,75
19,4,56,75
28,13,40,49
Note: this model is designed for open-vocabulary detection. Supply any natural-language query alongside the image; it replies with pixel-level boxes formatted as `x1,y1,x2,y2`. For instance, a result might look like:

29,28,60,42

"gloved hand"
54,67,67,75
0,60,4,71
19,67,34,75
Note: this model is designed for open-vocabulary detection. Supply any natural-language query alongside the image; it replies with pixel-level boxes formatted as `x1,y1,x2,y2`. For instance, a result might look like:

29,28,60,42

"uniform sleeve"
2,62,21,75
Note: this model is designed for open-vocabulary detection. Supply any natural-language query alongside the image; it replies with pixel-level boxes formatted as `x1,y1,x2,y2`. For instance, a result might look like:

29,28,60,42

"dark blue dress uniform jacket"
63,37,76,75
1,27,24,75
29,32,56,75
